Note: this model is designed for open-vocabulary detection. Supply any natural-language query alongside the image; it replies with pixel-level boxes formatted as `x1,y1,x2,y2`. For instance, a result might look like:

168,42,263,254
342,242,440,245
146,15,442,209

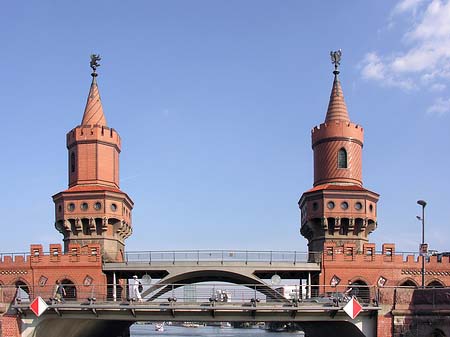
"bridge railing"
122,250,321,264
3,283,382,307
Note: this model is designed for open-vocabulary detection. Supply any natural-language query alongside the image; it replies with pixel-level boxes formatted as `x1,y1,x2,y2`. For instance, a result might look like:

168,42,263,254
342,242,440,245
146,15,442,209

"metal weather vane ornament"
90,54,101,76
330,49,342,72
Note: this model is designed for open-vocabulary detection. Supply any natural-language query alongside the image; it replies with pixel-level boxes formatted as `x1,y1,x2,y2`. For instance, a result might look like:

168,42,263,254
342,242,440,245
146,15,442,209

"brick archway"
398,278,418,287
60,278,77,300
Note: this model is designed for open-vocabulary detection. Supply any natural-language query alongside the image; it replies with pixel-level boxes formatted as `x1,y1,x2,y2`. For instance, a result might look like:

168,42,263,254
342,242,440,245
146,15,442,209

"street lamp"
417,200,427,288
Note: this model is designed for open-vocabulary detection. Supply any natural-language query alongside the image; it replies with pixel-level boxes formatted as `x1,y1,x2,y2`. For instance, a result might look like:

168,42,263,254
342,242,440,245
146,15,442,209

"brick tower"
299,51,379,255
53,55,133,262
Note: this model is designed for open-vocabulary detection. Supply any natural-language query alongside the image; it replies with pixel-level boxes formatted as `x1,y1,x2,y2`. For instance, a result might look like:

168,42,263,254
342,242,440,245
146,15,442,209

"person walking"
132,275,142,302
53,280,66,303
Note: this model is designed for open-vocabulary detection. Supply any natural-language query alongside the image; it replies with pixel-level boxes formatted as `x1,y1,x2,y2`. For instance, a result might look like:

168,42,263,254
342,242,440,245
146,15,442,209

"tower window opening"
70,152,76,173
338,148,347,169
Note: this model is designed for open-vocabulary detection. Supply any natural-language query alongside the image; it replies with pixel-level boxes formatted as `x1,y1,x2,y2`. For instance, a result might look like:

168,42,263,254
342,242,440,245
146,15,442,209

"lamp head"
417,200,427,207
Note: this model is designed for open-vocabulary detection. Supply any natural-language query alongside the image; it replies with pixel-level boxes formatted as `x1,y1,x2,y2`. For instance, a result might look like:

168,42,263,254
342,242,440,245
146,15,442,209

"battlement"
29,243,101,265
66,125,121,150
323,242,450,267
0,253,29,265
312,121,364,146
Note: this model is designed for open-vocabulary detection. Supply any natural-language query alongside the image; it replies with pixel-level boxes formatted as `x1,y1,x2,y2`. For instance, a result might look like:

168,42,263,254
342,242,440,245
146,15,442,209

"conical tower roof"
81,75,107,127
325,71,350,123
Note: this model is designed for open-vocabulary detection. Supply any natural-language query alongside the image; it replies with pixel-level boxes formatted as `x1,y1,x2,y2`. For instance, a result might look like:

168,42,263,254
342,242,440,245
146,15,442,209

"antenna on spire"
90,54,101,77
330,49,342,75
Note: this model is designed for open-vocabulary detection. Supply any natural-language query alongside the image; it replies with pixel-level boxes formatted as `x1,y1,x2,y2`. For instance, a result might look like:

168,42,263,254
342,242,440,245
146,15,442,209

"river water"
130,324,305,337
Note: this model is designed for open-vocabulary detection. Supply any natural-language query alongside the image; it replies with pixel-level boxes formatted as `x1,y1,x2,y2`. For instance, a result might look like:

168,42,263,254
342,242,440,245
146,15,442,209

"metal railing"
121,250,320,264
2,283,381,307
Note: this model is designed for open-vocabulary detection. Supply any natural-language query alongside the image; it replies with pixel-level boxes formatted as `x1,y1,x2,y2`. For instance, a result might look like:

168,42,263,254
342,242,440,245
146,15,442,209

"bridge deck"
14,302,380,322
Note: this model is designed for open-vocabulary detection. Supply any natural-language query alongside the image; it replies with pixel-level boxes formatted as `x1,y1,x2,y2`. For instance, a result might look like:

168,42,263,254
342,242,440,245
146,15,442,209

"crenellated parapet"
29,243,101,264
321,242,450,288
311,121,364,147
66,125,121,152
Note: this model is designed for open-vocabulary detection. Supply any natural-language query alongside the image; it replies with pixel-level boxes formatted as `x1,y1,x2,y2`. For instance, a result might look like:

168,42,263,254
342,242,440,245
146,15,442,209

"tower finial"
90,54,101,77
330,49,342,75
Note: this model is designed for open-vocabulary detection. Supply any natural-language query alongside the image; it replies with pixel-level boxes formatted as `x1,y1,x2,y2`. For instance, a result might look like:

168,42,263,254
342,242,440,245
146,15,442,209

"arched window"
71,152,76,173
338,148,347,168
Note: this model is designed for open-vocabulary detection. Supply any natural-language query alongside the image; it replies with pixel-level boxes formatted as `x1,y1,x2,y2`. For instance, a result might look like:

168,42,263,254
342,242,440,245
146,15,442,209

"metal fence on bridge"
2,283,380,307
121,250,320,264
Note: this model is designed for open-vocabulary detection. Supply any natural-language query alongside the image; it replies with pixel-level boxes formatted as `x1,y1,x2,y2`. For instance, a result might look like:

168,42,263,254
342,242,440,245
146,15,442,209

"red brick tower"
52,55,133,261
299,51,379,254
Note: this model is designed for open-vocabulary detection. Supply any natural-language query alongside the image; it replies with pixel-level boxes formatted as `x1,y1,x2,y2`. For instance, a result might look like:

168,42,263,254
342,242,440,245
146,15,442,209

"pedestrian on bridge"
53,280,66,303
132,275,143,302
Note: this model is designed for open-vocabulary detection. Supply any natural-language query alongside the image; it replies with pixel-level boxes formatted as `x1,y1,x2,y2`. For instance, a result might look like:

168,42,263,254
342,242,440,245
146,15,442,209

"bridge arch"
144,269,281,301
348,278,371,303
60,278,77,300
14,279,30,302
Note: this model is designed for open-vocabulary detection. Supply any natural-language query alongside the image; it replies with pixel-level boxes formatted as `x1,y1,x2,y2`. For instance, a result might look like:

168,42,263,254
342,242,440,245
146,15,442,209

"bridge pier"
21,318,132,337
300,321,371,337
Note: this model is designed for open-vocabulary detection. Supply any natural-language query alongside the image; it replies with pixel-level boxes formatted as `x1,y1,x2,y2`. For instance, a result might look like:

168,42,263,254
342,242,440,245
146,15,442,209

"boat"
220,322,232,328
154,322,164,332
181,322,202,328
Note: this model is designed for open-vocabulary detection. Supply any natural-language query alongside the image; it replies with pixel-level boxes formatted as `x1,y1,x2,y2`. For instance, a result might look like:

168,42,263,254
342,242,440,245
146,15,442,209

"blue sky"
0,0,449,254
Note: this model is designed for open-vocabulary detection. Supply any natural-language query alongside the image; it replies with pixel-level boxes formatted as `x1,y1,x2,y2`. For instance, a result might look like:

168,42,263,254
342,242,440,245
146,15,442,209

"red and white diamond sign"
30,296,48,317
343,297,363,319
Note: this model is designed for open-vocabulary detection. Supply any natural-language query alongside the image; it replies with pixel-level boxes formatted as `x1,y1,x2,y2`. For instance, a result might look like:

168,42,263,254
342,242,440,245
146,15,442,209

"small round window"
341,202,349,210
111,203,117,212
327,201,335,209
94,202,102,210
68,203,75,212
81,202,88,211
355,202,363,210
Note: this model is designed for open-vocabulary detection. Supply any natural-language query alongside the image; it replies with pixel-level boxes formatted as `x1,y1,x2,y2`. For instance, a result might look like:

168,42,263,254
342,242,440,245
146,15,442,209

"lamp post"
417,200,427,288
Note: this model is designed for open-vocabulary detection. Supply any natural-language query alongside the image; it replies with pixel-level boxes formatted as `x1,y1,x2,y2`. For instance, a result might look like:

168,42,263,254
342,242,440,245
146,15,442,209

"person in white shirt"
132,275,142,302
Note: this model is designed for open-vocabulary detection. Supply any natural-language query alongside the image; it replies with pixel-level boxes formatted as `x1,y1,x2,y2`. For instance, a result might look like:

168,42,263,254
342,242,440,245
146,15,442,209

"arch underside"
142,269,288,302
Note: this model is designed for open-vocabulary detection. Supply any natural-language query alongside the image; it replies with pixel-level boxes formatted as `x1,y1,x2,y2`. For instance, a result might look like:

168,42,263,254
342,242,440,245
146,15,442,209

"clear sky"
1,0,449,254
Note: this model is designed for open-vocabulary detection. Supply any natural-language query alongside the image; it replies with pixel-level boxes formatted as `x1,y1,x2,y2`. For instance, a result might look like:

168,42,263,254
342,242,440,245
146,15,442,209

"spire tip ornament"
330,49,342,75
90,54,101,77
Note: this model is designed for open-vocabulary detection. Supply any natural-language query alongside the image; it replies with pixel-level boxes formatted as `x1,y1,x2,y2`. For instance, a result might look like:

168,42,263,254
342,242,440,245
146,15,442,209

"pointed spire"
325,50,350,123
81,54,107,127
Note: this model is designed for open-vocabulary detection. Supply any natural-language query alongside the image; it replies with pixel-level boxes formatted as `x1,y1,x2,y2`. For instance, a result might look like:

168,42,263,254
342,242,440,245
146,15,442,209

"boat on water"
181,322,204,328
220,322,232,328
154,322,164,332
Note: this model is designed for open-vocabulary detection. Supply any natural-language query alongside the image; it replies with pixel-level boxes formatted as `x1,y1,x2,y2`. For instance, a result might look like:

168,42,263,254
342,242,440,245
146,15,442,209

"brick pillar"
0,312,21,337
377,306,393,337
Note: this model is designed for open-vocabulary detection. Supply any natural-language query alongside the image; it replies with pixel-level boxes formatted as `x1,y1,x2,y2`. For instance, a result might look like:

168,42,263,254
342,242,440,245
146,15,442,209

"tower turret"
299,51,379,255
52,55,133,262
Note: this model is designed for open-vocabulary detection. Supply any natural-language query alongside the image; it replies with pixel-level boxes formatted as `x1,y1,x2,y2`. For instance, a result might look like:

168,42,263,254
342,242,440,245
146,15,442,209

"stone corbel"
75,217,82,231
116,220,125,234
89,217,96,232
321,217,328,231
102,217,108,231
63,219,71,231
334,217,341,232
348,217,355,231
362,218,368,229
